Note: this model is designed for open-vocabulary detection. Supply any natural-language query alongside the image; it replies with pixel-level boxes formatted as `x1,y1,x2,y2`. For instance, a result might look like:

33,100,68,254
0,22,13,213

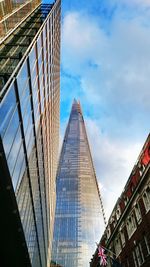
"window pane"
12,144,25,190
17,61,28,95
0,83,16,137
7,127,22,177
22,100,32,133
3,108,20,158
31,64,38,88
29,46,36,70
20,82,31,116
37,34,42,56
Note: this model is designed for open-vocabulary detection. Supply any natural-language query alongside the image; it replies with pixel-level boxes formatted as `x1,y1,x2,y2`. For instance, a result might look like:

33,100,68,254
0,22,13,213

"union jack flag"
98,246,107,266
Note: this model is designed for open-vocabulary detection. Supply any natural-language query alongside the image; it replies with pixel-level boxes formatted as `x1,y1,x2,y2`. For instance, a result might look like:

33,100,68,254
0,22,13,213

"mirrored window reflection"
17,61,28,96
36,129,48,246
31,64,38,89
16,170,39,265
26,125,34,158
28,147,46,266
29,46,36,70
37,34,42,56
0,83,16,138
7,127,22,178
3,107,20,158
20,82,31,117
0,0,41,41
38,54,43,72
13,153,26,192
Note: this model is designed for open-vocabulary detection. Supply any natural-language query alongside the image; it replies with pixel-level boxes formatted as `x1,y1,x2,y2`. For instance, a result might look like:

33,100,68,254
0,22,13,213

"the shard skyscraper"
51,100,102,267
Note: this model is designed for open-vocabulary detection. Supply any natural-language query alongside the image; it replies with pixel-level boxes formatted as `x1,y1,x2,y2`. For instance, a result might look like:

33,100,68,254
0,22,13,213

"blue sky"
59,0,150,232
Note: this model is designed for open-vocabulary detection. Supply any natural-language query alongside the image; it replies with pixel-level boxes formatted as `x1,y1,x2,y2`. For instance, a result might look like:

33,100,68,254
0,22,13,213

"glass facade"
0,2,55,90
51,100,102,267
0,0,41,42
0,0,60,266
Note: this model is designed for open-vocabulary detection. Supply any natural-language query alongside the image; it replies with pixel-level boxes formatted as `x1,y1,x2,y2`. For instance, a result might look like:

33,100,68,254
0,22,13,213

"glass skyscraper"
51,100,102,267
0,0,60,266
0,0,41,42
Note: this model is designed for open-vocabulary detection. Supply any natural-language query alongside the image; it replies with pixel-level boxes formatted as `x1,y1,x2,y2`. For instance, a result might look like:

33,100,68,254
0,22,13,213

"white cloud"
114,0,150,7
85,118,142,220
62,10,150,138
62,12,107,73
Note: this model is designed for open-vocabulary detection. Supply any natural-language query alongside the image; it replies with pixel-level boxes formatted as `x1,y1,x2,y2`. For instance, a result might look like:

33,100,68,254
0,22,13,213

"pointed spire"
73,98,78,104
71,98,82,114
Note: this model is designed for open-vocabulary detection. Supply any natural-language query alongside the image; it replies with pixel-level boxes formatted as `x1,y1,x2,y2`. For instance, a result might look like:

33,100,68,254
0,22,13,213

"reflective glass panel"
7,127,22,175
17,61,28,96
12,144,25,190
0,83,16,138
3,107,20,158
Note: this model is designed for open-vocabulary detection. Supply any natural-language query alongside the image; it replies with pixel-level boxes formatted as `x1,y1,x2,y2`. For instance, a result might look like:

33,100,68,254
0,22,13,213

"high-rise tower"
0,0,41,42
0,1,61,266
51,100,102,267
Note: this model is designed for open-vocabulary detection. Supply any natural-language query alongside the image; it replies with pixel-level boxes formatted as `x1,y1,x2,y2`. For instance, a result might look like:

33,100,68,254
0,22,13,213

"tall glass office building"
51,100,102,267
0,0,41,42
0,0,60,266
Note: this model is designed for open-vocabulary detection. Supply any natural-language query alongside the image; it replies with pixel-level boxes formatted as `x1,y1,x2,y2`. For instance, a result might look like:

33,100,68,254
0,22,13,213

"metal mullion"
36,34,49,245
20,24,41,30
5,42,29,48
35,57,49,257
21,20,42,26
13,33,35,38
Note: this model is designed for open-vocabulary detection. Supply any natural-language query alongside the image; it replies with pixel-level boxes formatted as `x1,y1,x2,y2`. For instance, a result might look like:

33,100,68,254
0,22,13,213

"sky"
59,0,150,234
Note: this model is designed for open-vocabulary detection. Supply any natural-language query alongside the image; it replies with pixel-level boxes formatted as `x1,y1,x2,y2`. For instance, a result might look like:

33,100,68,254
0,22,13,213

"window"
144,235,150,255
29,46,36,70
0,83,16,138
113,218,117,228
120,229,125,247
126,213,136,238
133,250,138,267
17,61,28,96
114,236,121,256
124,196,129,206
126,258,130,267
143,186,150,212
134,203,142,223
133,243,144,267
106,226,111,239
116,205,121,220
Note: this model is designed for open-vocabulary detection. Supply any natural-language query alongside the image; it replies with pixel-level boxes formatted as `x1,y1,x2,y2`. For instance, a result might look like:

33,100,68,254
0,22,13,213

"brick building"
90,134,150,267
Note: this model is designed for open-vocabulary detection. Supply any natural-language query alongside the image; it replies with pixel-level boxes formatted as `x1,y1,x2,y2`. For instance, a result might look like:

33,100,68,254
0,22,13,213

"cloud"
112,0,150,7
61,10,150,140
62,12,107,73
85,118,142,219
